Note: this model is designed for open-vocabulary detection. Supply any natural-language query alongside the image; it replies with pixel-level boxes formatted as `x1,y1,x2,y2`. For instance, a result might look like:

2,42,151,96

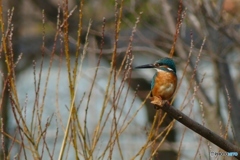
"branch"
152,99,240,159
217,58,240,143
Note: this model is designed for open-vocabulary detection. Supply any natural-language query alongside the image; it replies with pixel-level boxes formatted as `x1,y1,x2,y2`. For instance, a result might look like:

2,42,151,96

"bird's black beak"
134,63,155,69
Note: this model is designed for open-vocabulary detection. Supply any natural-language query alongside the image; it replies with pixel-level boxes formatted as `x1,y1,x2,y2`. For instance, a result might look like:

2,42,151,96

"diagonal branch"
152,100,240,159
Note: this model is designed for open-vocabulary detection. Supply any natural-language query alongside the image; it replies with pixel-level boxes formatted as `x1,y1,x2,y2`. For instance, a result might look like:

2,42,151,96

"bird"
134,57,177,108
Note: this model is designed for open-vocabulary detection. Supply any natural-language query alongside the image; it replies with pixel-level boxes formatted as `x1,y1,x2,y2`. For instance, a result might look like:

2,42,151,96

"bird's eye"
155,63,160,67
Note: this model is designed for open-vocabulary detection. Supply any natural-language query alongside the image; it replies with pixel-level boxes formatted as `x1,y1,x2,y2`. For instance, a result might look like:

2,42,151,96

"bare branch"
152,100,240,159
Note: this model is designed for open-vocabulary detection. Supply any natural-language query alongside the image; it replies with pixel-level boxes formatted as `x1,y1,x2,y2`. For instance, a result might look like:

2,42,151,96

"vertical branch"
95,0,124,154
58,17,92,160
169,0,183,58
1,7,39,158
0,0,3,34
82,20,92,159
0,2,7,158
59,1,82,159
218,58,240,143
73,0,84,86
88,18,106,157
108,1,124,159
63,0,74,99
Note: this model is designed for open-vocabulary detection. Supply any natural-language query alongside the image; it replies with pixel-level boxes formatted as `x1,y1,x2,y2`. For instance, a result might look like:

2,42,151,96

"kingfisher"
134,57,177,107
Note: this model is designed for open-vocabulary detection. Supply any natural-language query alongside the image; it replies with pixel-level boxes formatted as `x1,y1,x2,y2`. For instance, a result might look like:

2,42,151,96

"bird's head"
134,57,176,73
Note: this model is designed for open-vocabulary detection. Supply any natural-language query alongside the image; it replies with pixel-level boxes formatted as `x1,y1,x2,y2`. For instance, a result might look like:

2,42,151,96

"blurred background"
1,0,240,159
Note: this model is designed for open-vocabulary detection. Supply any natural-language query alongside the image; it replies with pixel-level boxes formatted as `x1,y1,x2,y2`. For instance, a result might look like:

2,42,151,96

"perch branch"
151,99,240,159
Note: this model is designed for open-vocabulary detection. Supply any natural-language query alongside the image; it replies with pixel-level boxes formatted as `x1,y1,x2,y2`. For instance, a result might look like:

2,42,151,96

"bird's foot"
150,96,162,110
151,96,169,110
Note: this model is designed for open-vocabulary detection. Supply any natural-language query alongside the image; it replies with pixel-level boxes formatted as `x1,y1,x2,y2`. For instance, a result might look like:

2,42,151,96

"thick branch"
153,100,240,159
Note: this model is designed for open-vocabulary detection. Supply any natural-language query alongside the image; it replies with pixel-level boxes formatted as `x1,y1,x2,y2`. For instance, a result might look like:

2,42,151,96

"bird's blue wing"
150,72,157,97
151,72,157,89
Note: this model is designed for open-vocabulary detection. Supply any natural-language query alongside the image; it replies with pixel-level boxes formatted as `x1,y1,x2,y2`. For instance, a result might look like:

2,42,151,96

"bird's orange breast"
151,70,177,100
